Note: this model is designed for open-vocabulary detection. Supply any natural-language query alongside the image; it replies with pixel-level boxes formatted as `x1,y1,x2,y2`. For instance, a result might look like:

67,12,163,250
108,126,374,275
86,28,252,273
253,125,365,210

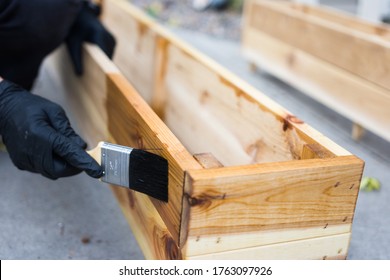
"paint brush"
87,141,168,202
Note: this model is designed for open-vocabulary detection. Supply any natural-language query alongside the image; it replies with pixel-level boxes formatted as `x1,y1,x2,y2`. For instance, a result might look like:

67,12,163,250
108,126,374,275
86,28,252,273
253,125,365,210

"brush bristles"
129,149,169,202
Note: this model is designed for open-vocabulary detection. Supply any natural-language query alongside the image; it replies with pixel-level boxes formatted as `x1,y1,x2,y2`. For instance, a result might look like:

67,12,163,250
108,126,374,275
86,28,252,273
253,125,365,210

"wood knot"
137,22,148,38
164,235,181,260
156,232,181,260
188,196,202,207
200,91,210,104
130,130,145,149
187,191,227,210
283,114,304,131
288,53,296,67
246,140,266,162
137,136,144,149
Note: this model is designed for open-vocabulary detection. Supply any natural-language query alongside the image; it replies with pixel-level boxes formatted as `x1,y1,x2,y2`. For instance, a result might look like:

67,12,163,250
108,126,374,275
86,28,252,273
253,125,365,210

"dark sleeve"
0,0,83,90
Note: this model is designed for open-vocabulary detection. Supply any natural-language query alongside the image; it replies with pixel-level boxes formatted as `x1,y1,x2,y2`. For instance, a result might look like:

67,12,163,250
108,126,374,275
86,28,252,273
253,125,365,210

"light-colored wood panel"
83,0,364,259
105,0,351,158
352,123,366,141
188,233,350,260
46,42,192,259
44,13,363,260
163,44,308,165
151,36,170,119
250,0,390,92
44,44,119,146
183,156,363,239
110,185,182,259
242,29,390,142
103,0,157,103
106,73,202,245
288,1,390,39
184,224,351,257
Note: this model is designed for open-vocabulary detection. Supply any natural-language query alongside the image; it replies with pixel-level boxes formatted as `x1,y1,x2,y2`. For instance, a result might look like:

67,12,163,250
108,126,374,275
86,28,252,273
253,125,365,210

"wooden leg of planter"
352,123,366,141
249,62,258,73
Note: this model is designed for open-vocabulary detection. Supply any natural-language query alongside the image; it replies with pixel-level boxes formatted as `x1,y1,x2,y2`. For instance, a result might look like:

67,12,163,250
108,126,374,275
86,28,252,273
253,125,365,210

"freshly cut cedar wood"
241,0,390,142
42,0,364,260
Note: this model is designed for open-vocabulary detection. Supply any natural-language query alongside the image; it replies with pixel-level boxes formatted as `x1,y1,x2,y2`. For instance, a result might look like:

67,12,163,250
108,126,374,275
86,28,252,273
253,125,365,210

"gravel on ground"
130,0,243,41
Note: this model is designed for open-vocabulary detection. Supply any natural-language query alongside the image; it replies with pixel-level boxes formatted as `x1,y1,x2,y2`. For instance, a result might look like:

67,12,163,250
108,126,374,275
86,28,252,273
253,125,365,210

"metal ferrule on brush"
100,142,133,188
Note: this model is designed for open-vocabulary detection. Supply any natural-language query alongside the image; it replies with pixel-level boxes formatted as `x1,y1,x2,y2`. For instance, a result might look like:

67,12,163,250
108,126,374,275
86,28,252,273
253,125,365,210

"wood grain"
188,233,350,260
163,44,302,165
184,224,351,257
42,0,365,259
183,155,362,257
44,44,119,146
249,0,390,91
183,156,363,244
102,0,363,259
103,0,157,104
288,1,390,40
106,73,202,245
242,24,390,141
193,153,224,169
104,0,351,157
110,186,182,259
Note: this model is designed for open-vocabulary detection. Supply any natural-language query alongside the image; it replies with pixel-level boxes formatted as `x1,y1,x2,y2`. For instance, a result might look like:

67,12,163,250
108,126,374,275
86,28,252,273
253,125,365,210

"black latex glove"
0,80,103,180
66,1,116,75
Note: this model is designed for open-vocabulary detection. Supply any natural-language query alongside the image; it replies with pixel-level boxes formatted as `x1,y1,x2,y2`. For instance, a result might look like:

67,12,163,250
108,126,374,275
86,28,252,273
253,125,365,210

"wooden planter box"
44,0,364,259
242,0,390,142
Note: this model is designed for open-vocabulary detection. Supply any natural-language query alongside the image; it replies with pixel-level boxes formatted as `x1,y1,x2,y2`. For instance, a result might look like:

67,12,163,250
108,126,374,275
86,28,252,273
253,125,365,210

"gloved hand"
66,1,116,75
0,79,103,180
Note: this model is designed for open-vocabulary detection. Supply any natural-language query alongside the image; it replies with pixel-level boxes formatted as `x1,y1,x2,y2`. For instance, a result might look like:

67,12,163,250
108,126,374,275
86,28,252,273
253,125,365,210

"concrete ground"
1,0,389,260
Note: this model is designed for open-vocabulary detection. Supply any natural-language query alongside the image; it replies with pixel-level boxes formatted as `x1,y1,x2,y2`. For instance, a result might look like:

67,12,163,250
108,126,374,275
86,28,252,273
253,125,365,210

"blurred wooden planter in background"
45,0,364,259
242,0,390,142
